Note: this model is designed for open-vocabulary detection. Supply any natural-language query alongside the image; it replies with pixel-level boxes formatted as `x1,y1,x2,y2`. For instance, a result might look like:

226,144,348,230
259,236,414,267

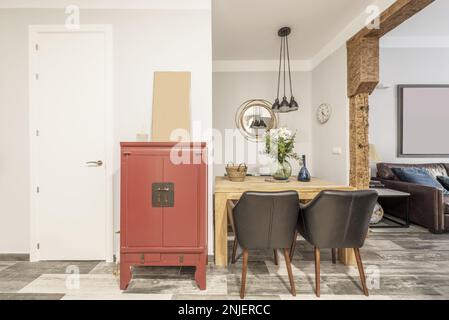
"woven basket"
225,163,248,182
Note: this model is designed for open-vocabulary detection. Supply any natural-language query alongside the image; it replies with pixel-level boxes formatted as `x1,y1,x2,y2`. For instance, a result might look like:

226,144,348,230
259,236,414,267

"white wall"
0,8,212,254
212,71,312,178
311,45,349,184
370,47,449,167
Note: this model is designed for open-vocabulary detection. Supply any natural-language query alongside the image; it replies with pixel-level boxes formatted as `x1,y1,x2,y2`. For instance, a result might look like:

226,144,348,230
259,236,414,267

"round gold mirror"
235,99,278,142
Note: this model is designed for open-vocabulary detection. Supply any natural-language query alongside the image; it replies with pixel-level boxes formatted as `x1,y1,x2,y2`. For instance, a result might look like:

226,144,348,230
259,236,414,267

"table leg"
339,248,356,265
405,196,410,227
214,193,228,267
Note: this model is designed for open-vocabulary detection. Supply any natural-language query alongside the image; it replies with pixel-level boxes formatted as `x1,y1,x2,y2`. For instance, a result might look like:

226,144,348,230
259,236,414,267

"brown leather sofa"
376,163,449,233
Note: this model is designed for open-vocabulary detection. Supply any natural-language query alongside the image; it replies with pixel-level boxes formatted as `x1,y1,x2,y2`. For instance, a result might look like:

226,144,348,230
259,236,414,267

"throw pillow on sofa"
392,167,449,195
437,176,449,192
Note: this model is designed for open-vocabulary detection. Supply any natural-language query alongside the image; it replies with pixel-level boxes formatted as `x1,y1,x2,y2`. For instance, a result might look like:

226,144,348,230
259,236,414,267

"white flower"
266,127,295,141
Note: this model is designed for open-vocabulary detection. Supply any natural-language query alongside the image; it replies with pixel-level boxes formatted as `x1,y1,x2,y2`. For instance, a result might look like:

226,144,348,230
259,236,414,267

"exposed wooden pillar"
349,93,370,189
347,37,379,190
346,0,435,189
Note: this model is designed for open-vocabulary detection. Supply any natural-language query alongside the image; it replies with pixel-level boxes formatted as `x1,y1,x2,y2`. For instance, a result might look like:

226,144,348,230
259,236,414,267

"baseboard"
0,253,30,261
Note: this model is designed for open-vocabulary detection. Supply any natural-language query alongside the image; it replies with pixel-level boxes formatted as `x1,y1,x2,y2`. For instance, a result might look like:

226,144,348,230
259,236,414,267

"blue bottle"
298,155,311,182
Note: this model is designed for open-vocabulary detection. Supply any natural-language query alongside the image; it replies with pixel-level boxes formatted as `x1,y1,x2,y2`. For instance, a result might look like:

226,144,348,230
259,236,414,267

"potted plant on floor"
264,128,299,181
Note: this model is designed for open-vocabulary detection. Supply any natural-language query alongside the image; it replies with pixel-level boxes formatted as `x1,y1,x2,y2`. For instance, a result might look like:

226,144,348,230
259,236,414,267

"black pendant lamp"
273,27,299,113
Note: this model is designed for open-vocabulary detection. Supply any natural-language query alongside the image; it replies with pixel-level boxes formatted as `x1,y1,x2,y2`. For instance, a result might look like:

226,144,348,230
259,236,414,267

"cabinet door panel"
124,155,163,247
163,156,199,247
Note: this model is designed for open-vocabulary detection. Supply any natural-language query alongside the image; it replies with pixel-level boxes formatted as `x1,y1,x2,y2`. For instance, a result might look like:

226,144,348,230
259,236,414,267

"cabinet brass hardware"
179,255,184,263
140,253,145,264
152,183,175,207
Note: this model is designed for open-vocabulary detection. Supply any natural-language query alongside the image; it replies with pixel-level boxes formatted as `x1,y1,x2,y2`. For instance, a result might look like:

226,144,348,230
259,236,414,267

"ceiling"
212,0,374,60
384,1,449,38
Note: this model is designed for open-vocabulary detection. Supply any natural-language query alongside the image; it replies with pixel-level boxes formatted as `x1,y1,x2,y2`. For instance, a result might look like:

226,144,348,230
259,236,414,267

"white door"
32,30,109,260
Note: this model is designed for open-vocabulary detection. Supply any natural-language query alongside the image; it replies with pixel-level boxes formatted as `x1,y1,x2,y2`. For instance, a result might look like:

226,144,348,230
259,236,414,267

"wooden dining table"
214,176,356,267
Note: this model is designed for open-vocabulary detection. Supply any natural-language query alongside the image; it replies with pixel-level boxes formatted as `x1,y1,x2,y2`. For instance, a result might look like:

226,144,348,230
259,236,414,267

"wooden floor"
1,225,449,300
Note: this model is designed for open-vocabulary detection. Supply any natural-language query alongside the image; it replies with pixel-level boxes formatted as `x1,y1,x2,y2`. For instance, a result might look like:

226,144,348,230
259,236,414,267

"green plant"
265,128,299,163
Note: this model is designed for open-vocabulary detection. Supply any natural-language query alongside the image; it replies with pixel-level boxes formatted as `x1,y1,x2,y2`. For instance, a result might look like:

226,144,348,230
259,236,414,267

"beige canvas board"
151,72,191,142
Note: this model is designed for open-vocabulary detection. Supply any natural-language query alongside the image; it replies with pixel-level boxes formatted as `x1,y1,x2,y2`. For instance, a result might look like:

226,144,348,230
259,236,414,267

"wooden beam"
349,0,435,42
347,37,379,98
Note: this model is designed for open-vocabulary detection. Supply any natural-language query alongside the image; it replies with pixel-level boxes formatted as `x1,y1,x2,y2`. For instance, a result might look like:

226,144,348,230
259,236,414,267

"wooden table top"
215,176,354,194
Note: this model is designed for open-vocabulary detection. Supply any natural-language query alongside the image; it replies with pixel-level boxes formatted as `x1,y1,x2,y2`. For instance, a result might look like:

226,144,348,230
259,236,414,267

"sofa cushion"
437,176,449,191
392,167,449,195
377,163,449,180
444,164,449,176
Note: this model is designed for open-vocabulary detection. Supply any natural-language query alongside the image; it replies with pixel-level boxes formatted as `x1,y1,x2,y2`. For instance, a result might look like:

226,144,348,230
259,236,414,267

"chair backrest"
233,191,299,250
299,190,378,249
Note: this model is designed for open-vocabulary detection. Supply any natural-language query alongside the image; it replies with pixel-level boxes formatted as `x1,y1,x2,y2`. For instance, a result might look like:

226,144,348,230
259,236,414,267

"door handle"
86,160,103,166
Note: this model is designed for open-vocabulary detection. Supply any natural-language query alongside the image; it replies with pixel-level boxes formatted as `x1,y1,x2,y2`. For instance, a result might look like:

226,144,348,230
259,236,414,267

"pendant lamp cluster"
272,27,299,113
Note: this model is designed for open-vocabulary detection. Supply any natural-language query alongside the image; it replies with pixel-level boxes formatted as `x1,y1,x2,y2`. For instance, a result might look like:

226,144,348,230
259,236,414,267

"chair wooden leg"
354,248,369,296
273,249,279,266
314,247,320,297
240,249,249,299
289,230,298,261
283,249,296,296
332,248,337,264
231,238,238,264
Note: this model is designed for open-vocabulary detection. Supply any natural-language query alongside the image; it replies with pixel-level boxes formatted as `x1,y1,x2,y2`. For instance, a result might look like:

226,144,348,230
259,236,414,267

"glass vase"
271,160,292,181
297,155,311,182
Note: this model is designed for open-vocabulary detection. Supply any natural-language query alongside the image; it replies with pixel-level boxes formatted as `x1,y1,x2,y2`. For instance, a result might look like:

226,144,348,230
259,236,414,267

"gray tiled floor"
1,225,449,300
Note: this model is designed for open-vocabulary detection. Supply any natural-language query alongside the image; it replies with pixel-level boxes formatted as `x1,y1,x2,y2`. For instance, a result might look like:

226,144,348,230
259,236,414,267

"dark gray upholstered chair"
297,190,378,297
227,191,300,299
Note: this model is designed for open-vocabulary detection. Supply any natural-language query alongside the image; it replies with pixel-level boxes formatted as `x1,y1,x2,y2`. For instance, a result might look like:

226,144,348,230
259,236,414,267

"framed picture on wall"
398,85,449,158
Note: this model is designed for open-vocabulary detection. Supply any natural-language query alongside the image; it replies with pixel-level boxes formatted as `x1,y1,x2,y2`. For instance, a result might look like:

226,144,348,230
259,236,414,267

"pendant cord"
283,37,286,98
286,35,293,97
276,36,283,100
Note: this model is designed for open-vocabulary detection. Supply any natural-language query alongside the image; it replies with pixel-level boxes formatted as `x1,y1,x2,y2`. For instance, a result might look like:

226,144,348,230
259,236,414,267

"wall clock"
317,103,332,124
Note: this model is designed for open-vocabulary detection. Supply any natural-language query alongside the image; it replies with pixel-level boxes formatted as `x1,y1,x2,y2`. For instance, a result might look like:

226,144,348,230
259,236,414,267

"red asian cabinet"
120,142,207,290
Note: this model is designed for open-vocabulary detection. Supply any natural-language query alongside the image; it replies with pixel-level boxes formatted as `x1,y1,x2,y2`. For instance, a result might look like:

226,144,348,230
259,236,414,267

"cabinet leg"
120,262,132,290
195,255,207,290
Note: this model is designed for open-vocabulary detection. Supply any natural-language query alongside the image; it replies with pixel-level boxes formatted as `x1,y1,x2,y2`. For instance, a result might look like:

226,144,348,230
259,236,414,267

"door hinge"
35,73,39,80
37,243,40,250
36,129,39,137
36,186,40,193
35,43,39,51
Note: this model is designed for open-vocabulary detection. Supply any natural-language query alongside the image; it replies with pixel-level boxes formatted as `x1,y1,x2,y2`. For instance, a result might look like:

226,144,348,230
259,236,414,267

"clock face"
317,103,331,124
